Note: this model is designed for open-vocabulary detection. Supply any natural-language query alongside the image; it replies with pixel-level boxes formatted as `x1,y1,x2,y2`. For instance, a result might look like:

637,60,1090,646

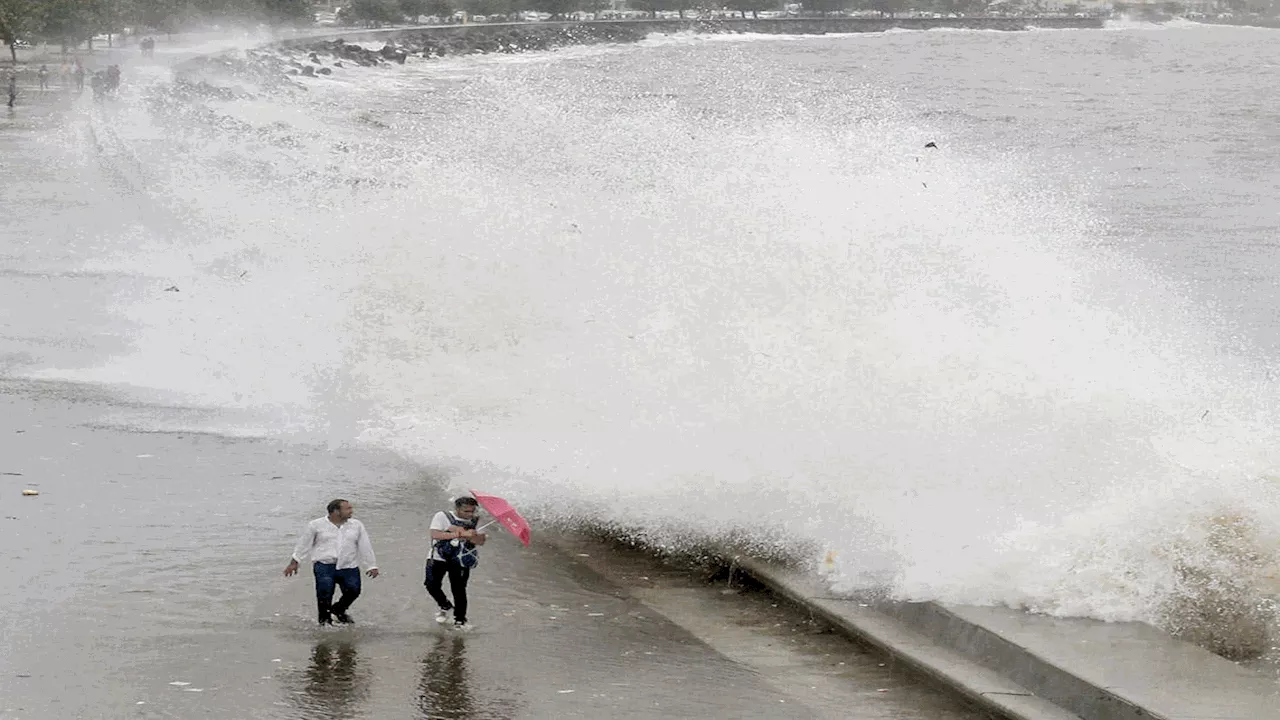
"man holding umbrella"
426,491,531,631
426,496,487,630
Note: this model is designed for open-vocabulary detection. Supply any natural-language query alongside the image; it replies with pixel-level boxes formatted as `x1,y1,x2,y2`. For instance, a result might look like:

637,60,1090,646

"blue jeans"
314,562,361,621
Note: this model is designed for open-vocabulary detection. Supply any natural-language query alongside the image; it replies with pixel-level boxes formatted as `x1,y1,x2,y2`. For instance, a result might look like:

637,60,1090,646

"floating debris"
21,489,38,496
169,681,190,686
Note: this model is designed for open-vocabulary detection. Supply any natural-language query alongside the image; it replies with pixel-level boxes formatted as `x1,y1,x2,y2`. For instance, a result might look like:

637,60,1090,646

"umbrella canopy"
471,490,531,546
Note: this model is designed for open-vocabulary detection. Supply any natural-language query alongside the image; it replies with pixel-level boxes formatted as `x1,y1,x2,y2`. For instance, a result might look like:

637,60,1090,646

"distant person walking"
6,74,15,108
425,496,487,631
284,499,380,626
90,71,105,101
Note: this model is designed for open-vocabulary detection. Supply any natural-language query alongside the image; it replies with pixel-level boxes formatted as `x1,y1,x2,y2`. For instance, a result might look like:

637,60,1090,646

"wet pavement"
0,386,986,719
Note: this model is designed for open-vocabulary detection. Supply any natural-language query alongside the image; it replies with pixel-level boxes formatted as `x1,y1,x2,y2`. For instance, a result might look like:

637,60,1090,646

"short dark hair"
454,496,478,510
327,499,348,515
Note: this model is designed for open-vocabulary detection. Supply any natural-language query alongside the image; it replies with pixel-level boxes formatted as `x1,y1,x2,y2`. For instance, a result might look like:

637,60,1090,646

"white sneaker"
435,609,451,624
453,620,473,632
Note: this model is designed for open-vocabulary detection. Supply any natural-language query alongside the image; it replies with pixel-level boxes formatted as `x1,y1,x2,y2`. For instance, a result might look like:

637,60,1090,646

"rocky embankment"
173,16,1103,85
258,16,1102,72
173,23,648,85
299,22,650,67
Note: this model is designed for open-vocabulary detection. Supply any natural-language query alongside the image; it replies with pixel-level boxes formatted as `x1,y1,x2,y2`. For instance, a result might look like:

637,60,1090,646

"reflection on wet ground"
281,641,371,719
0,388,984,719
417,634,521,720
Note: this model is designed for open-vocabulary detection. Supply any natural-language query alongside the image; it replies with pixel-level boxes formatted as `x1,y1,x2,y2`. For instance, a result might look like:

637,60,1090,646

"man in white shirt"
284,499,380,626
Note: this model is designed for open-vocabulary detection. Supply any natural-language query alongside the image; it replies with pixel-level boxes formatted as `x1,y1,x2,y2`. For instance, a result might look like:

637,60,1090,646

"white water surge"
27,24,1280,654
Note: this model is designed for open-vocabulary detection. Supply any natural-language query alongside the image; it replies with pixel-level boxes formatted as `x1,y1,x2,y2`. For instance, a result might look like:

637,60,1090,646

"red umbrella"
471,490,531,546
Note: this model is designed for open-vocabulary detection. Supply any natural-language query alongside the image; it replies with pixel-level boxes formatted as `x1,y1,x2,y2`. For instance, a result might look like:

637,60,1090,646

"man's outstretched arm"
358,522,379,578
283,523,316,576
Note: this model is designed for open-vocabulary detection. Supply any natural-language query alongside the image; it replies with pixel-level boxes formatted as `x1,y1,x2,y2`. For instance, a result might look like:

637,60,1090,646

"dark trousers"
314,562,361,621
424,560,470,623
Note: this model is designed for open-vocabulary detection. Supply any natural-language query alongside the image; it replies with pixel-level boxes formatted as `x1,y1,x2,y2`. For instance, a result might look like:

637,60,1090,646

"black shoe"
318,615,333,626
333,611,354,624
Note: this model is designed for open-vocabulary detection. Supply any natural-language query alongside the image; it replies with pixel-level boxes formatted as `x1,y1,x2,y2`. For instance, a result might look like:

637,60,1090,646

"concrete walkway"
730,556,1280,720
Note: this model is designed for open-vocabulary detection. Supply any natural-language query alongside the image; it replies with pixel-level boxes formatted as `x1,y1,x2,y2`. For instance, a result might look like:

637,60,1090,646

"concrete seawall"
728,555,1279,720
1199,17,1280,30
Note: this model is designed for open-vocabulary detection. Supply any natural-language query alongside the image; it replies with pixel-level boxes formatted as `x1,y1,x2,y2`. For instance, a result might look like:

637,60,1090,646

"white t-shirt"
429,510,478,562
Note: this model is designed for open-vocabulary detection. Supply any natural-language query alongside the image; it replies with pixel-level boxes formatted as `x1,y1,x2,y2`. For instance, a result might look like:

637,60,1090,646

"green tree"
0,0,37,63
399,0,429,19
628,0,659,17
260,0,314,23
864,0,907,15
87,0,133,47
630,0,696,17
130,0,190,34
808,0,851,15
462,0,511,16
527,0,578,17
934,0,990,13
340,0,403,25
580,0,610,18
36,0,98,52
726,0,773,17
422,0,454,16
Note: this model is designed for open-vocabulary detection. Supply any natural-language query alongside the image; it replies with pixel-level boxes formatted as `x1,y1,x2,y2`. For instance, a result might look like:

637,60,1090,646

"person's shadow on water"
417,635,474,719
417,634,522,720
284,640,372,719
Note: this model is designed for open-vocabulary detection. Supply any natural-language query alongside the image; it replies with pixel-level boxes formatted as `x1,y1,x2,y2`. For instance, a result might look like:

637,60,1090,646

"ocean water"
7,21,1280,646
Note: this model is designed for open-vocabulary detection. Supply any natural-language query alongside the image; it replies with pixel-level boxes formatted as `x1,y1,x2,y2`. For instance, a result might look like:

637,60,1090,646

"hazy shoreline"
164,15,1109,83
270,16,1105,66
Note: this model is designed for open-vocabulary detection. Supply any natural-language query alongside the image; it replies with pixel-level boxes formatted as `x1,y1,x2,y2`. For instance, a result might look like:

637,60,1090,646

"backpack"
434,511,480,569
